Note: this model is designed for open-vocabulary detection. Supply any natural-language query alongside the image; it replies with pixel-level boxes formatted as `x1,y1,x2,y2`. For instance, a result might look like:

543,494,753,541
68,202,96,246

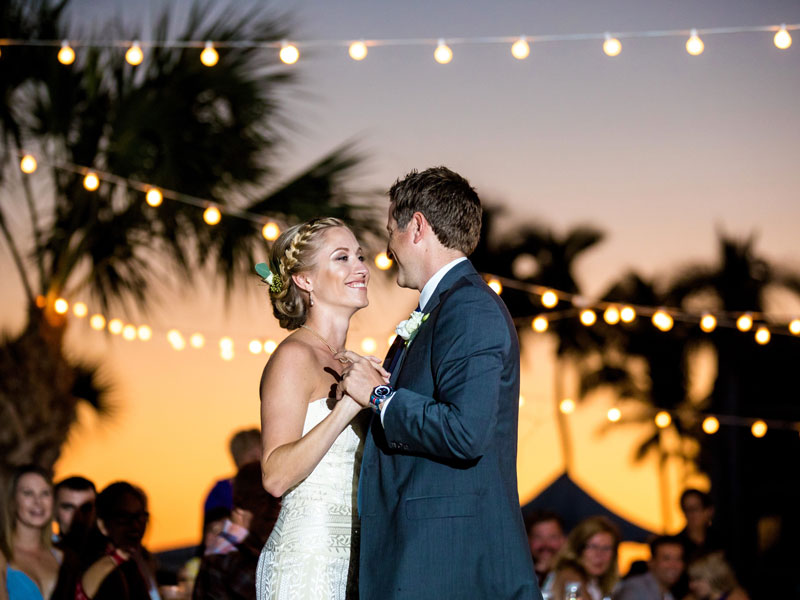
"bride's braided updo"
266,217,346,330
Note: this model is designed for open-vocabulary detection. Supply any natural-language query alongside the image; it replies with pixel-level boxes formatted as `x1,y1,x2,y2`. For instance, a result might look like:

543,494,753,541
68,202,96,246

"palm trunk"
554,356,573,473
657,430,671,533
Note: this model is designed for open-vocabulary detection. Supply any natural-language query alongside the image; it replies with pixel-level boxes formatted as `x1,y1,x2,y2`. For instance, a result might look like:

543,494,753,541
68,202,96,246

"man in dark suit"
338,167,540,599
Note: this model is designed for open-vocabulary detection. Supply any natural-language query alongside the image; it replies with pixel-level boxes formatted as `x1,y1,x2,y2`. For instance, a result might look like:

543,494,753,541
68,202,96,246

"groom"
338,167,540,599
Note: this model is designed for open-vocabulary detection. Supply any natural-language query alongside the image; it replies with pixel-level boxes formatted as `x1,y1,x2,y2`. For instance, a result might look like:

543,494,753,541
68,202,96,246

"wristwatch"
369,384,394,412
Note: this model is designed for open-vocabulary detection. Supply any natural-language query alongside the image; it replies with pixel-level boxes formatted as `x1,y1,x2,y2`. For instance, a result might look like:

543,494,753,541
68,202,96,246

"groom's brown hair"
388,166,482,255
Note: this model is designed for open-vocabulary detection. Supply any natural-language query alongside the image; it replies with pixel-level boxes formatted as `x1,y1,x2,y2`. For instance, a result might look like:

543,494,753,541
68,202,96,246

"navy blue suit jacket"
358,260,540,599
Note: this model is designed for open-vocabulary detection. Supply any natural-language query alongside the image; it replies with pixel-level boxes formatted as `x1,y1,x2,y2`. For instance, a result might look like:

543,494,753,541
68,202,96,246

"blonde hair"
266,217,347,330
1,465,54,561
552,516,621,595
688,552,739,595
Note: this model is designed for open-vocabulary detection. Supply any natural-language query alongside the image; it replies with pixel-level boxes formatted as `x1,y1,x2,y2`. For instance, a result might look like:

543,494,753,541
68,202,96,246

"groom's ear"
411,211,427,244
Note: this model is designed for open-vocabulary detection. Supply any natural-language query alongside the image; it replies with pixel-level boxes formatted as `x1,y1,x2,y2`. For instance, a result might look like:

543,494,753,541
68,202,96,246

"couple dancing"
255,167,541,599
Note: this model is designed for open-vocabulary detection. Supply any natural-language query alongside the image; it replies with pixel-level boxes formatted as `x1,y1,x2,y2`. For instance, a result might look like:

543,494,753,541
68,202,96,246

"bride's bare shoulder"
262,336,317,379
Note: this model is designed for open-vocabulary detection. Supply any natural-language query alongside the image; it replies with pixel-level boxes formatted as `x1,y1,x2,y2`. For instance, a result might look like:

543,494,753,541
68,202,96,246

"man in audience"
203,428,262,515
526,509,567,587
54,475,97,541
616,535,684,600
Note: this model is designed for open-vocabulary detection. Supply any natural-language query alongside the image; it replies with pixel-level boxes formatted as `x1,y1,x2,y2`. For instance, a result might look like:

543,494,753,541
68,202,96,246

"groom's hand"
336,351,389,407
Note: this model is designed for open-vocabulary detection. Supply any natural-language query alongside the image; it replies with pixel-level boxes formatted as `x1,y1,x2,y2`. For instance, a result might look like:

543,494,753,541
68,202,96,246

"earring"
309,290,314,307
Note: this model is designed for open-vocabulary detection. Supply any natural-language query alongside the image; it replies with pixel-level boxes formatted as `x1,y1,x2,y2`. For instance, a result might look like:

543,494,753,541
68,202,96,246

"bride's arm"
260,340,363,497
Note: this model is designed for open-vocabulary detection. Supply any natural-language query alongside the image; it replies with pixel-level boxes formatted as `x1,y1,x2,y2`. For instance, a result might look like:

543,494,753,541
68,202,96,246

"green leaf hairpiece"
255,262,283,293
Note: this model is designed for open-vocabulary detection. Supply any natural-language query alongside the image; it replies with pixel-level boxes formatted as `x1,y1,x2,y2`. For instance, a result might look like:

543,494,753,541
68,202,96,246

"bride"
255,217,383,599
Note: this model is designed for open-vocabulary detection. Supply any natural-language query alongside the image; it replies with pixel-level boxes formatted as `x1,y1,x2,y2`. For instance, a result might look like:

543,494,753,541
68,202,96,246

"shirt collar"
419,257,468,311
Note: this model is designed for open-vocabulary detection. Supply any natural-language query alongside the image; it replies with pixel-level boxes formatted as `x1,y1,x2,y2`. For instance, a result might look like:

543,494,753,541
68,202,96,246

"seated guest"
203,429,262,515
77,482,159,600
543,516,620,600
192,462,280,599
687,552,749,600
526,510,567,587
616,535,684,600
0,465,62,600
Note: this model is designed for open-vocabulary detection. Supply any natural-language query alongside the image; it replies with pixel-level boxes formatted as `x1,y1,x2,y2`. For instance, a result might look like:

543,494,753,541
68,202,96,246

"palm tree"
0,0,376,484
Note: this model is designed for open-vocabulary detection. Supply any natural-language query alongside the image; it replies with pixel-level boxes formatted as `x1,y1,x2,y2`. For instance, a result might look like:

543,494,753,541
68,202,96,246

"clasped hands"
335,350,390,409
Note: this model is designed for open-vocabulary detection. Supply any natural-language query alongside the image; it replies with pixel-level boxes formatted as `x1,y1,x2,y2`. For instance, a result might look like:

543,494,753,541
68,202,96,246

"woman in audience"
77,482,158,600
543,516,620,600
687,552,749,600
1,465,62,600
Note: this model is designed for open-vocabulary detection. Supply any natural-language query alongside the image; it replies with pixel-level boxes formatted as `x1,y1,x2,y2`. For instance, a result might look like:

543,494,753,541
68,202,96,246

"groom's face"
387,208,417,290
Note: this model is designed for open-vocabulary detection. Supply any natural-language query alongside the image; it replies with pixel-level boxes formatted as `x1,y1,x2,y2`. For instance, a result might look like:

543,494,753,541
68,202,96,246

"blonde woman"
687,552,749,600
255,217,380,599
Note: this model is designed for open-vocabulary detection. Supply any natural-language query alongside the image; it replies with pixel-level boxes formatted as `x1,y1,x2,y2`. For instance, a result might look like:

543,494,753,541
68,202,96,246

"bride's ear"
292,272,313,294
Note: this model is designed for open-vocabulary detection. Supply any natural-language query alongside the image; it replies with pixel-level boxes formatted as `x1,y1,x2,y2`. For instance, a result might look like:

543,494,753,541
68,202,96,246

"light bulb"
200,42,218,67
90,314,106,330
167,329,186,350
541,290,558,308
249,340,263,354
559,398,575,414
108,319,124,335
54,298,69,314
620,306,636,323
145,188,163,207
374,252,393,270
487,279,502,295
122,324,137,340
264,340,278,354
607,407,622,422
203,206,221,225
83,172,99,191
652,310,674,332
434,40,452,64
702,416,720,435
755,326,771,345
126,42,144,66
361,337,377,354
789,319,800,335
190,333,205,348
279,42,299,65
532,316,548,332
73,302,88,318
58,41,75,65
603,34,622,57
262,222,280,241
686,29,704,56
774,25,792,50
519,395,525,407
579,309,597,326
700,313,717,332
736,313,753,332
603,306,620,325
20,154,37,173
387,334,397,347
511,37,530,60
137,325,152,341
751,420,767,438
349,41,368,61
655,411,672,428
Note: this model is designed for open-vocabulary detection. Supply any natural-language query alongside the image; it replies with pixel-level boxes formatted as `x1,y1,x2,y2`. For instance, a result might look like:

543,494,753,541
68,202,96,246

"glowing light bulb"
219,337,234,361
655,411,672,428
755,326,771,345
559,398,576,414
262,222,280,241
603,306,620,325
249,340,263,354
90,314,106,330
279,42,299,65
122,324,137,341
20,154,37,173
603,34,622,57
35,295,46,308
203,206,221,225
736,313,753,332
607,407,622,422
511,37,530,60
579,309,597,326
167,329,186,350
108,319,124,335
751,420,767,438
702,416,720,435
620,306,636,323
190,333,205,348
652,310,673,332
58,41,75,65
349,41,368,61
541,290,558,308
700,313,717,332
774,25,792,49
145,188,163,207
137,325,152,341
434,39,452,64
73,302,88,318
532,316,548,332
789,319,800,335
361,337,377,354
200,41,218,67
487,279,503,295
83,172,99,191
126,42,144,66
519,395,525,407
54,298,69,314
686,29,704,56
221,348,234,361
374,252,393,270
264,340,277,354
387,334,397,347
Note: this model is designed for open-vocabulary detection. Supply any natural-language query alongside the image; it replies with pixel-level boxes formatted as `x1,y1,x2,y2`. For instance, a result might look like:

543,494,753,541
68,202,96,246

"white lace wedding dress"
256,398,366,599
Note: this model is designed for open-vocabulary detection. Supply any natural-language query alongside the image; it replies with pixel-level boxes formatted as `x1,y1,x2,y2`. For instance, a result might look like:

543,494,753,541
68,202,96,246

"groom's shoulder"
441,273,508,317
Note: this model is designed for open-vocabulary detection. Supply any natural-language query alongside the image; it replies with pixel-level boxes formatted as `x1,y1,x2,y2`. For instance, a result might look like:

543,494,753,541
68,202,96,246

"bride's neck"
303,310,350,348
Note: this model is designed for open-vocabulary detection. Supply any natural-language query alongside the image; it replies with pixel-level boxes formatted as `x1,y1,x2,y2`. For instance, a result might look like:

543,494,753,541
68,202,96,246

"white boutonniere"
396,310,429,346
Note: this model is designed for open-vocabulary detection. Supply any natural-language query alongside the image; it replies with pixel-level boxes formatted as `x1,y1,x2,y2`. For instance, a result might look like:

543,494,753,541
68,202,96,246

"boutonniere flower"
396,310,429,346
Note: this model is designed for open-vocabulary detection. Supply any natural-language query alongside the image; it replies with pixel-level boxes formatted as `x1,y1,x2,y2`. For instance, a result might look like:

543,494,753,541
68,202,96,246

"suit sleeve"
382,284,511,460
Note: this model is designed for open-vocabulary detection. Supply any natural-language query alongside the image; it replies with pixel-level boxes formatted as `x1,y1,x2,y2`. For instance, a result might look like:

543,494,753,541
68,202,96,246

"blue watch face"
373,385,392,398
